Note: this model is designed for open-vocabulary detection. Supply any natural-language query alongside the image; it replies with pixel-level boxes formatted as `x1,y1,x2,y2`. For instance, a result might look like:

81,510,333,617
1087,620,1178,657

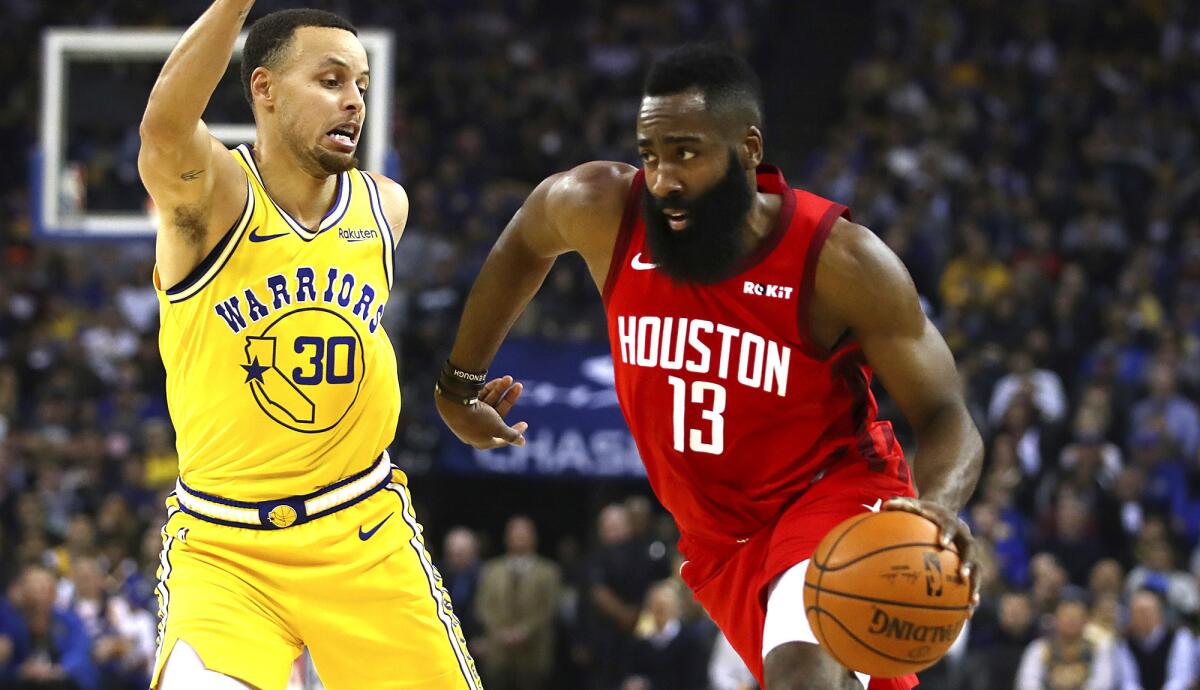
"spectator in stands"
969,493,1030,589
708,629,755,690
577,503,661,690
1124,534,1199,619
964,590,1037,690
46,515,96,581
622,581,709,690
990,349,1068,427
1029,553,1069,623
475,516,561,690
1016,592,1115,690
1130,361,1200,461
940,225,1011,312
1038,491,1105,586
623,495,671,577
60,556,155,690
439,526,483,647
1089,592,1123,645
0,564,98,690
1088,560,1126,606
138,419,177,492
1114,588,1197,690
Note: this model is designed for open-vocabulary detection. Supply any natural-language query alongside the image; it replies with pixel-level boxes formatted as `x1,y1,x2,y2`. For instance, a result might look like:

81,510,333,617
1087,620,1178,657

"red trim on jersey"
835,350,890,474
737,169,798,274
601,169,645,305
795,202,849,360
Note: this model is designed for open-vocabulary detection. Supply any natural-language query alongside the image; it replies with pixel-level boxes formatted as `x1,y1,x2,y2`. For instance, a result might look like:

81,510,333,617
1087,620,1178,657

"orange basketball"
802,510,971,678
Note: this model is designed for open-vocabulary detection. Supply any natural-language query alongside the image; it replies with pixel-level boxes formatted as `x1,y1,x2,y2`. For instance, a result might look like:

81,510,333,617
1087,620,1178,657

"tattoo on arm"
180,169,204,182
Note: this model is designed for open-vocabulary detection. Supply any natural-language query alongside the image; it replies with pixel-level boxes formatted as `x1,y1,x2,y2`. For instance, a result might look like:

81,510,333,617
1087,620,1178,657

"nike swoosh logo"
248,227,290,243
862,498,883,513
358,512,394,541
630,252,658,270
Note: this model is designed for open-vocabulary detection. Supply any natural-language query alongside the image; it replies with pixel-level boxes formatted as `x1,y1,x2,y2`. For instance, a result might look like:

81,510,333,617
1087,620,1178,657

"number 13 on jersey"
667,376,726,455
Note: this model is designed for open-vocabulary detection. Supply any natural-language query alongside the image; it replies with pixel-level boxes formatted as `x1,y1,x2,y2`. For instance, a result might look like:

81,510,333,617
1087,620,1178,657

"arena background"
2,1,1199,689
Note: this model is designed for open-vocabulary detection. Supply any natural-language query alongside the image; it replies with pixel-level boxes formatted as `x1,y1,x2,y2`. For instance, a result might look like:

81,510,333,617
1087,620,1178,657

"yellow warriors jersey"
154,144,400,500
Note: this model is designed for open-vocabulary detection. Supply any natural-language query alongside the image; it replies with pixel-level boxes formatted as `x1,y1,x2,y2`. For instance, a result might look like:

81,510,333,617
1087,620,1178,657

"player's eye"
357,85,368,96
679,149,696,161
321,78,339,88
639,151,656,163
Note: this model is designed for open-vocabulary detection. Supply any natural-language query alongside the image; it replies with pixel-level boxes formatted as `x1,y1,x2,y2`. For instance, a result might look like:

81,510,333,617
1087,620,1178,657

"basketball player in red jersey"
437,45,983,690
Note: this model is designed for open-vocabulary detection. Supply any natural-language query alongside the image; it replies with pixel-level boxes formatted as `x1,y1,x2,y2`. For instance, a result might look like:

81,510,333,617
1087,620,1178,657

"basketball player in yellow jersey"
137,3,481,689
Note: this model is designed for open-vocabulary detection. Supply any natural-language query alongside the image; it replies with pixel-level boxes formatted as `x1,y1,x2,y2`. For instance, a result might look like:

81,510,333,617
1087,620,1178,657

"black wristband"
435,360,487,405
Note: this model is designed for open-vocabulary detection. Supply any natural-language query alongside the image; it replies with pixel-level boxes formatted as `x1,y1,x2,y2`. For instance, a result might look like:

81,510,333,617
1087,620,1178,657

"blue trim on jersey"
359,171,395,289
164,175,256,304
151,504,180,682
235,144,351,241
164,193,247,295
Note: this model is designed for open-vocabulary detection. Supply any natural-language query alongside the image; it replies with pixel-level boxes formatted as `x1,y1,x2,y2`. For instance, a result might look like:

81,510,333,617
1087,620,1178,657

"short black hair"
643,44,763,127
241,9,358,107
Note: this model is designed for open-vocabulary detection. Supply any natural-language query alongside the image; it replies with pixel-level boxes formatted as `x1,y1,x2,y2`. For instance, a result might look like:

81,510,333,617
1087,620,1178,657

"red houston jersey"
603,166,911,547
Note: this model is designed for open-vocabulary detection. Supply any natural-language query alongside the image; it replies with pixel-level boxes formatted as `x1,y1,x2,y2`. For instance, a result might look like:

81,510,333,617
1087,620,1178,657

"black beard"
642,152,754,284
282,124,359,175
314,149,359,175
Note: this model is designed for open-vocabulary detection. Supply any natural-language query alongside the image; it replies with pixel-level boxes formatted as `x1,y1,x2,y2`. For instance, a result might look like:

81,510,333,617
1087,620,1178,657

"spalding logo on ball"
803,510,972,678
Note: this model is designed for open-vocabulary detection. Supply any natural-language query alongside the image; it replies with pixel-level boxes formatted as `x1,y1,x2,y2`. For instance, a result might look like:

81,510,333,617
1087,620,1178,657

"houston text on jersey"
614,315,791,397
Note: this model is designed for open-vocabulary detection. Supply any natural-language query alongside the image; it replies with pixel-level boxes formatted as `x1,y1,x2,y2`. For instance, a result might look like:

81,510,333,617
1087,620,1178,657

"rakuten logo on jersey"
743,281,794,299
615,316,791,397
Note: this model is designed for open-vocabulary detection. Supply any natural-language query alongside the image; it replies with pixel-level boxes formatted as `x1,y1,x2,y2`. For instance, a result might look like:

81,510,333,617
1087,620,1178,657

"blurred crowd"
1,0,1200,688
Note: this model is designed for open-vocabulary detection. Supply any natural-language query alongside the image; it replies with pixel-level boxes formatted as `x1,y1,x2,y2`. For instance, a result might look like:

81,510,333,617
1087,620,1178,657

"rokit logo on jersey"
743,281,794,300
339,228,379,243
211,266,383,432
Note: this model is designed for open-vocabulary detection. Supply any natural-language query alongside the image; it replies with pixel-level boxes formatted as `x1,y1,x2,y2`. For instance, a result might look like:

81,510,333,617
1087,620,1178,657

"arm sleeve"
1164,629,1197,690
1113,642,1142,690
1087,639,1115,690
1014,639,1045,690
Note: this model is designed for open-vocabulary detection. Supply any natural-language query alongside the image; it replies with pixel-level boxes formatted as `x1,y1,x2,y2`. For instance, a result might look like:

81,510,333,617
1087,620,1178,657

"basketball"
803,510,971,678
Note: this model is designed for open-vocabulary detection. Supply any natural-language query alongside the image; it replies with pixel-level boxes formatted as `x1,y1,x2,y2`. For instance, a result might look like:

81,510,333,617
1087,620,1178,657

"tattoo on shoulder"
179,169,204,182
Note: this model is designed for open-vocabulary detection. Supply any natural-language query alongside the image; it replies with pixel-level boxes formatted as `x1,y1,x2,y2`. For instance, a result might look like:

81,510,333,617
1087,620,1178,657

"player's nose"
344,87,364,112
648,170,684,198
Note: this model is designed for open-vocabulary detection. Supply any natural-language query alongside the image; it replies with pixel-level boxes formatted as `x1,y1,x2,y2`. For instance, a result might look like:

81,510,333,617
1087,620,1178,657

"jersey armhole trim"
601,169,645,306
795,203,849,360
360,171,395,290
162,176,256,304
235,144,351,241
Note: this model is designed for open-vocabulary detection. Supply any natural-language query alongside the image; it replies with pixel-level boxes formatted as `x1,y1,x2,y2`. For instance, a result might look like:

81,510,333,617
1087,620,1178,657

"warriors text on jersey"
603,166,911,548
154,145,400,499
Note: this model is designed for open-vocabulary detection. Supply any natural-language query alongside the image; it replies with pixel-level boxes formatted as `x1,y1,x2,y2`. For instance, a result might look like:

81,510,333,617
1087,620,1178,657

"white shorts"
762,559,869,689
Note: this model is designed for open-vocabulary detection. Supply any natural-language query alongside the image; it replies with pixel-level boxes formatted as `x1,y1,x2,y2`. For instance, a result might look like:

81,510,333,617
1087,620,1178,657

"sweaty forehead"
287,26,369,73
637,91,721,140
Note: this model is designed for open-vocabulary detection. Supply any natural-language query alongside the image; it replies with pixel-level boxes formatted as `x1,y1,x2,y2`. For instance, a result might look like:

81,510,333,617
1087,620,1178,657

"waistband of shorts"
173,452,392,530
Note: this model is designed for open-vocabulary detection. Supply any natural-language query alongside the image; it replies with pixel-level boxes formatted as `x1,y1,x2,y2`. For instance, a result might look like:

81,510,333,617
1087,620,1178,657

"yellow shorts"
150,464,482,690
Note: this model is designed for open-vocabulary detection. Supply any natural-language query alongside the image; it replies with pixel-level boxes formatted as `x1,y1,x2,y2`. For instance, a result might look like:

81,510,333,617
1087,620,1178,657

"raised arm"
138,0,254,287
436,161,632,449
814,218,984,591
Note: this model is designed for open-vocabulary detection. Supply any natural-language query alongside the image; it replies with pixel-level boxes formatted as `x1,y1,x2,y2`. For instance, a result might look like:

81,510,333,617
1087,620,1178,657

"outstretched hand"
883,497,980,611
435,375,528,449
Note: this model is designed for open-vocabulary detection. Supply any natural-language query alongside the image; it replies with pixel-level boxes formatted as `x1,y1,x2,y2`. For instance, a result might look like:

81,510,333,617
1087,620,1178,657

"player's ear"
741,126,763,169
250,67,274,112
